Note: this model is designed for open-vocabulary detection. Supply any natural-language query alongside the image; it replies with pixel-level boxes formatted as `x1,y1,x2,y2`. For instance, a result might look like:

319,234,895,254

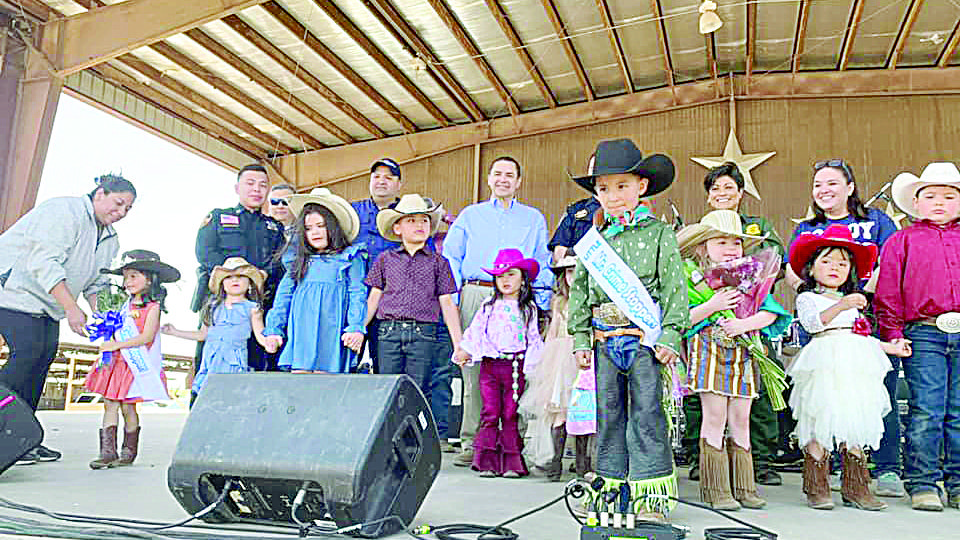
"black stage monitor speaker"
167,373,440,538
0,384,43,475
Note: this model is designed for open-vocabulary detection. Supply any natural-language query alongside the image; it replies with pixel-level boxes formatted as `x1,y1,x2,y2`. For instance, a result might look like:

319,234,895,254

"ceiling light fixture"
699,0,723,35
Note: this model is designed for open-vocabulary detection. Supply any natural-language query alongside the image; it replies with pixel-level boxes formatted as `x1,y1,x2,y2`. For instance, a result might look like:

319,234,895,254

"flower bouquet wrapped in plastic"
685,248,788,410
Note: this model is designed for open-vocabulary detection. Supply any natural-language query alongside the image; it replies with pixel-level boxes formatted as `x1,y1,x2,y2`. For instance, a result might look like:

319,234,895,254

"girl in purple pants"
454,248,544,477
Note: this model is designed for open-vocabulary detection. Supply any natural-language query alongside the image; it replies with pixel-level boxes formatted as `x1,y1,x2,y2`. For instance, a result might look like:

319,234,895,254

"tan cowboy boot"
699,439,740,511
728,440,766,509
89,425,118,470
803,451,835,510
110,427,141,467
841,448,887,511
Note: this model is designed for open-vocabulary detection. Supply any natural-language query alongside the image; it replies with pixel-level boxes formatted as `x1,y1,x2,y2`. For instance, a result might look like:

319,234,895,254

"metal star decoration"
691,97,775,201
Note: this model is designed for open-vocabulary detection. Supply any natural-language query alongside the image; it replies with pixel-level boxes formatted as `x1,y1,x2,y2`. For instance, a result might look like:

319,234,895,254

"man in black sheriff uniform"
192,164,285,374
548,196,601,262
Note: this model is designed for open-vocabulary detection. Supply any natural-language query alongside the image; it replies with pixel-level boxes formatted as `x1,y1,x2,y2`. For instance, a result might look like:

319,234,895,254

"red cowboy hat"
788,224,877,280
483,248,540,278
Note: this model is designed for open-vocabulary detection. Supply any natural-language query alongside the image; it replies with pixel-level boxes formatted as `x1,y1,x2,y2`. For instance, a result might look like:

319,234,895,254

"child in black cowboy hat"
85,250,180,470
567,139,689,521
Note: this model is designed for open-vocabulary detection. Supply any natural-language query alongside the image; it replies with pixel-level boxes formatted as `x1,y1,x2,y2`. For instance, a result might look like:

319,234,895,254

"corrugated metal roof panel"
754,0,801,72
797,0,850,70
898,1,957,67
662,1,710,83
610,0,669,89
846,0,907,69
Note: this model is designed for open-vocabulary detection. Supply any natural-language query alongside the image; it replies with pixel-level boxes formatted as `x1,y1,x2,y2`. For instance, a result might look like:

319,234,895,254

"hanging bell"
698,1,723,34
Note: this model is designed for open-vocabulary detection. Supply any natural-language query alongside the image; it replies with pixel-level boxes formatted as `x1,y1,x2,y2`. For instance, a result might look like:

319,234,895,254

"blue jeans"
901,325,960,496
594,335,673,481
872,353,902,477
377,320,451,439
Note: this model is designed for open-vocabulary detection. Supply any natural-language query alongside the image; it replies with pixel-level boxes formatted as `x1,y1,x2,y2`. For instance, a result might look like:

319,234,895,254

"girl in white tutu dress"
788,224,911,511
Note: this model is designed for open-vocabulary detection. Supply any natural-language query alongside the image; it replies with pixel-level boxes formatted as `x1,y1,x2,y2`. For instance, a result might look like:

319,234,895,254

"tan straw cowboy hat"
891,162,960,219
208,257,267,294
288,188,360,242
676,209,767,258
376,194,444,242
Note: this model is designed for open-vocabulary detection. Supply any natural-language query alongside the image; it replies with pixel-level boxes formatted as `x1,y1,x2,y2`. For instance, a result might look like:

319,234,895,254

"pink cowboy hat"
482,248,540,278
789,224,877,280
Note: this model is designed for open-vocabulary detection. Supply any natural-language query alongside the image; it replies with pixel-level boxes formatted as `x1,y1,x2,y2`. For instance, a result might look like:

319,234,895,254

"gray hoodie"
0,196,119,319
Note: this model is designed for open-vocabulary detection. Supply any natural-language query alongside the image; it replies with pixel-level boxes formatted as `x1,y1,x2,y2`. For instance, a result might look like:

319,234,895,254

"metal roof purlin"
147,40,324,150
259,1,419,133
423,0,520,117
312,0,451,127
482,0,556,108
114,53,292,154
220,14,387,138
746,0,757,83
595,0,632,94
182,27,354,144
538,0,594,101
361,0,484,122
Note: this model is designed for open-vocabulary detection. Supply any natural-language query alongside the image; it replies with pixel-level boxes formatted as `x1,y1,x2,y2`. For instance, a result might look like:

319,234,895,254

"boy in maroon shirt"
876,162,960,512
365,194,463,447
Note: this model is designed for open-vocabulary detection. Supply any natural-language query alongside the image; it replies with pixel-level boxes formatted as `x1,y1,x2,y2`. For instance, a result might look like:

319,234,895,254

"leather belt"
465,280,494,288
917,313,960,333
594,328,645,342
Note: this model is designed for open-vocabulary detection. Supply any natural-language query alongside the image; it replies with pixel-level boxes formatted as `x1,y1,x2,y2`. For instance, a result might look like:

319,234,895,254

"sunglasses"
269,198,290,206
813,159,854,181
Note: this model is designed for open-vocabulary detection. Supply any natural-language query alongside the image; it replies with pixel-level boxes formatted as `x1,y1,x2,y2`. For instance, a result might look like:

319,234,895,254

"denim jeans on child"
872,353,902,478
901,324,960,496
378,320,437,392
594,333,674,481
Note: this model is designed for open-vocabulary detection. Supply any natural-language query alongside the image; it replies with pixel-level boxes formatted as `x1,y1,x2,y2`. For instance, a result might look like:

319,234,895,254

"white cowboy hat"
891,162,960,218
288,188,360,242
676,209,767,258
208,257,266,294
550,254,577,274
375,194,444,242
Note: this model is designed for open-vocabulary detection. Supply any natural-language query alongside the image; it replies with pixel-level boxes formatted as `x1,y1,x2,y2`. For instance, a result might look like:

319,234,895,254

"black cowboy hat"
571,139,676,197
102,249,180,283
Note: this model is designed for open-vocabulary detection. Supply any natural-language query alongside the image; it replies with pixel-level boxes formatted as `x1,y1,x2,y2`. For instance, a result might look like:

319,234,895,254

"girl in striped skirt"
676,210,789,511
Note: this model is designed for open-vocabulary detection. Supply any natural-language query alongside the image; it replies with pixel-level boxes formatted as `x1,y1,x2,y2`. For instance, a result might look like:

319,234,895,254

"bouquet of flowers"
87,284,128,369
685,248,788,410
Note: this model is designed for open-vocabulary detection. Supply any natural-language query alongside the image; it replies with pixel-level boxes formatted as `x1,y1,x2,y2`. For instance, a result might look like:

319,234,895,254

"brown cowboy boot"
700,439,740,511
841,448,887,511
110,427,141,467
803,451,834,510
89,426,119,470
575,434,592,477
728,440,766,509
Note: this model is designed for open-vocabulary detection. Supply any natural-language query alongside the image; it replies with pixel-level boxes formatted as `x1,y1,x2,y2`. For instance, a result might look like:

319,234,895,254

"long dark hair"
286,203,350,283
807,162,870,225
131,270,169,313
200,276,263,327
797,246,859,295
88,173,137,199
481,268,538,331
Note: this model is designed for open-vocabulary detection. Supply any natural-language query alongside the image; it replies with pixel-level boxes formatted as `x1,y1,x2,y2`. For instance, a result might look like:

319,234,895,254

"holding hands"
575,349,592,370
452,348,470,366
882,337,912,358
341,332,364,353
264,335,283,353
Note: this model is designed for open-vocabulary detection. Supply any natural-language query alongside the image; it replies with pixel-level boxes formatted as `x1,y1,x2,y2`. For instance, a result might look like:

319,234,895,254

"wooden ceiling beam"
938,20,960,68
706,34,719,89
2,0,60,21
183,27,354,144
311,0,450,127
649,0,675,90
792,0,809,73
148,41,324,150
746,0,757,79
483,0,556,108
362,0,484,122
220,14,386,138
889,0,924,69
260,2,418,133
838,0,865,71
595,0,632,93
538,0,594,101
424,0,519,116
114,54,290,153
92,62,266,159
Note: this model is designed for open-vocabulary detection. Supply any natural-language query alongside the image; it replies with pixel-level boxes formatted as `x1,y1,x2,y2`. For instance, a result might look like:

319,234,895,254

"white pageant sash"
116,304,169,402
574,226,662,348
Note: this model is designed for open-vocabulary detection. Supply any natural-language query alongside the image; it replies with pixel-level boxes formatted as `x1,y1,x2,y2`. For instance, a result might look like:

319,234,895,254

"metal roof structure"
4,0,960,170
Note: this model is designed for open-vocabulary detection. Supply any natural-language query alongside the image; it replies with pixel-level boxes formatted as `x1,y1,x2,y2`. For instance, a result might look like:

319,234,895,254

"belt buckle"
936,313,960,333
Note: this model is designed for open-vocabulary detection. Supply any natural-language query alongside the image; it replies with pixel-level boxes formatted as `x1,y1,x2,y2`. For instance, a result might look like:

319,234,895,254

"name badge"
575,209,589,219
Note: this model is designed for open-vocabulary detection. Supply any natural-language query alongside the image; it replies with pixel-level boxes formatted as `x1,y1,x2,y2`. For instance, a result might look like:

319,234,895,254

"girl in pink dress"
453,249,544,477
85,250,179,470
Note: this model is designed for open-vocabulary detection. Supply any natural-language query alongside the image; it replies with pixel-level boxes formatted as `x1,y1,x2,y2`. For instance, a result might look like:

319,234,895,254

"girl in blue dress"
162,257,273,399
264,188,367,373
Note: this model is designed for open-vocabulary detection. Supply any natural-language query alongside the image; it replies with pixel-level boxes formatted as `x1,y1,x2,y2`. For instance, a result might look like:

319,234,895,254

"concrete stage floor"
0,411,955,540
